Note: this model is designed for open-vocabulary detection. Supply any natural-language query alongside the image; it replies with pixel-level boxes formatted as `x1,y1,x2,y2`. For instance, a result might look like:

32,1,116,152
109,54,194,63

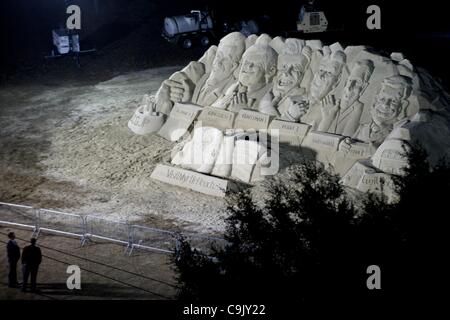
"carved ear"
265,66,277,83
399,99,410,119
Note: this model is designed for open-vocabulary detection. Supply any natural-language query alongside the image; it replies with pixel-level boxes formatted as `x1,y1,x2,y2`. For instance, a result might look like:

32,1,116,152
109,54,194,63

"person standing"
6,232,20,288
21,238,42,292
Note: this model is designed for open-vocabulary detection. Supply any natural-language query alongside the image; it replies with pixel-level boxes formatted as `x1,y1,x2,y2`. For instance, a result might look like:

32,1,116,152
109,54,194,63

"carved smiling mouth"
278,79,293,87
375,109,395,119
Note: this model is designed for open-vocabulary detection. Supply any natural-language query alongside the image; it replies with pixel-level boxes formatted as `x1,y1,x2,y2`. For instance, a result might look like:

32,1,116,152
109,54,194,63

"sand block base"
151,164,234,197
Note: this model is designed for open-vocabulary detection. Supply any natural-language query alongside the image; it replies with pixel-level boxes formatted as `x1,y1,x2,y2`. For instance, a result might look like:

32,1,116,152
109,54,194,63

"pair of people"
6,232,42,292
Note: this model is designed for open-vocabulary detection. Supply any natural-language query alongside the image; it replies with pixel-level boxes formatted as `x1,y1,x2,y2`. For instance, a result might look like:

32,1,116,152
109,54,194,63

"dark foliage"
173,146,449,305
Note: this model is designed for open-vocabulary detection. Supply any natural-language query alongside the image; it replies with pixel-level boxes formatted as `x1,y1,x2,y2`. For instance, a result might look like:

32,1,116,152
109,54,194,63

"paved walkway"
0,226,179,300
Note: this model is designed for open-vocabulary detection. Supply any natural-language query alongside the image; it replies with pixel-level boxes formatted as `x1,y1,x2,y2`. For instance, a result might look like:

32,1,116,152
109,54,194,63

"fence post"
80,215,87,246
31,208,40,238
125,221,133,256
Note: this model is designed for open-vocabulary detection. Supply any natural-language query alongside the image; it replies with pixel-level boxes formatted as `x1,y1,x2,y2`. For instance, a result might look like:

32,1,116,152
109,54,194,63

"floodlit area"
1,0,449,311
0,67,230,233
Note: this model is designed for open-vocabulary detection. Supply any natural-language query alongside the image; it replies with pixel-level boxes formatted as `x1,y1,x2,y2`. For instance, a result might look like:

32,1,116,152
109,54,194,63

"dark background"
0,0,449,87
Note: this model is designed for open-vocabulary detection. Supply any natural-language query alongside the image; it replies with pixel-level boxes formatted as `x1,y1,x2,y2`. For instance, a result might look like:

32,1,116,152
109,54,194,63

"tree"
173,146,449,305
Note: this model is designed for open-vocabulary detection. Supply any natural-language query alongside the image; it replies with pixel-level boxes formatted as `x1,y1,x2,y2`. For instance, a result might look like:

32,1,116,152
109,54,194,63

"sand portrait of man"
212,42,277,113
318,59,375,136
258,39,312,116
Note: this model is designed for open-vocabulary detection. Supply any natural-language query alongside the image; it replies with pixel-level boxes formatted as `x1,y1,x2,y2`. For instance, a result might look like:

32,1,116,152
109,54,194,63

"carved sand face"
371,84,404,126
238,55,266,90
209,47,238,85
341,65,368,109
310,59,342,102
273,58,305,96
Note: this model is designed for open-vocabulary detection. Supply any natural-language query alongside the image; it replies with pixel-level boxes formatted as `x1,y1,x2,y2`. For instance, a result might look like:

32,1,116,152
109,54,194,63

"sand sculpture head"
238,43,278,92
208,32,246,85
310,50,346,102
370,75,412,127
341,59,375,109
273,39,312,97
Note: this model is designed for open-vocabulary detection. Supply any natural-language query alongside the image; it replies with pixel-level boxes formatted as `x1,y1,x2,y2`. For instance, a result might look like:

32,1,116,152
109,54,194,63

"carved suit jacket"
193,76,237,107
353,121,393,147
327,100,364,137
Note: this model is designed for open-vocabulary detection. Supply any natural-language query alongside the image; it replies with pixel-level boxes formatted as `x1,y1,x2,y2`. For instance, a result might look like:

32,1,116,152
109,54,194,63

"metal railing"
0,201,227,256
37,208,86,240
0,202,37,231
130,225,176,254
85,215,132,246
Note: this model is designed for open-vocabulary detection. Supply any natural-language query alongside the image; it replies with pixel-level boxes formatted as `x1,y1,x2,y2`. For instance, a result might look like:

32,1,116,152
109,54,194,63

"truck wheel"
199,35,210,47
180,37,193,49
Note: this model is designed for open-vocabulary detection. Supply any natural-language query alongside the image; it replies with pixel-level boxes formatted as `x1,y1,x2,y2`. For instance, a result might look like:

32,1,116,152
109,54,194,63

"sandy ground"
0,225,178,300
0,66,230,233
0,63,366,238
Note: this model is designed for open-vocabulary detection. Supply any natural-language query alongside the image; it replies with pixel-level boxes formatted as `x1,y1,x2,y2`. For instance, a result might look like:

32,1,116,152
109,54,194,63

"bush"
173,146,449,305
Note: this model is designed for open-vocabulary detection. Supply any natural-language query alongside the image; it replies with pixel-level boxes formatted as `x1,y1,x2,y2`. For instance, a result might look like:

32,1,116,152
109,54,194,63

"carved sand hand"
287,96,309,120
321,94,339,118
231,92,248,109
339,137,353,154
318,95,340,132
165,77,193,103
142,95,157,114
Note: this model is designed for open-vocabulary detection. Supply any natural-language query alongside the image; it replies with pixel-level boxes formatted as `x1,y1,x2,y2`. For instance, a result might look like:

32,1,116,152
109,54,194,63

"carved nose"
380,100,392,110
243,63,253,72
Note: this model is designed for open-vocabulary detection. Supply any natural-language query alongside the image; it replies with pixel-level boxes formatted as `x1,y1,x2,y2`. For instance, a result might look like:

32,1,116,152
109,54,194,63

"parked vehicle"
162,10,259,49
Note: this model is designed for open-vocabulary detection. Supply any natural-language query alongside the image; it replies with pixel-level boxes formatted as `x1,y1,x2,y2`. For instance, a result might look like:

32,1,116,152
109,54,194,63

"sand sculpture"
129,33,450,199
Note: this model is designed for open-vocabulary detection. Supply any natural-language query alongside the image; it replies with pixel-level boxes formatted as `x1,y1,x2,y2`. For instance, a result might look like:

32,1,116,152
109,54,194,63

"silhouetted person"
21,238,42,292
6,232,20,288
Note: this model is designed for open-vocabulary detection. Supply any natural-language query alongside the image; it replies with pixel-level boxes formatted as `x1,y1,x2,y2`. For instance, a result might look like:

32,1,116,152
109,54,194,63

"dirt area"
0,66,232,233
0,63,339,235
0,225,178,300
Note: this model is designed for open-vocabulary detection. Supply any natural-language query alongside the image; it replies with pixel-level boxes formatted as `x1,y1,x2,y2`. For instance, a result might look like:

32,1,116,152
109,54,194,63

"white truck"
162,10,259,49
161,4,329,49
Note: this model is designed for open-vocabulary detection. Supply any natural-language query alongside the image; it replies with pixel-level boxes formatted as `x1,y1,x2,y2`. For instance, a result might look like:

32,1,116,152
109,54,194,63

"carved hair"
330,50,346,65
219,32,246,62
354,59,375,83
242,44,278,75
282,38,304,56
255,33,273,46
381,75,413,100
281,39,312,70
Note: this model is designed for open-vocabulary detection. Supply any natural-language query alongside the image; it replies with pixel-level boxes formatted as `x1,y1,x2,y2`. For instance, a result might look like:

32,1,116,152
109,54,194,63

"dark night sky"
0,0,449,84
